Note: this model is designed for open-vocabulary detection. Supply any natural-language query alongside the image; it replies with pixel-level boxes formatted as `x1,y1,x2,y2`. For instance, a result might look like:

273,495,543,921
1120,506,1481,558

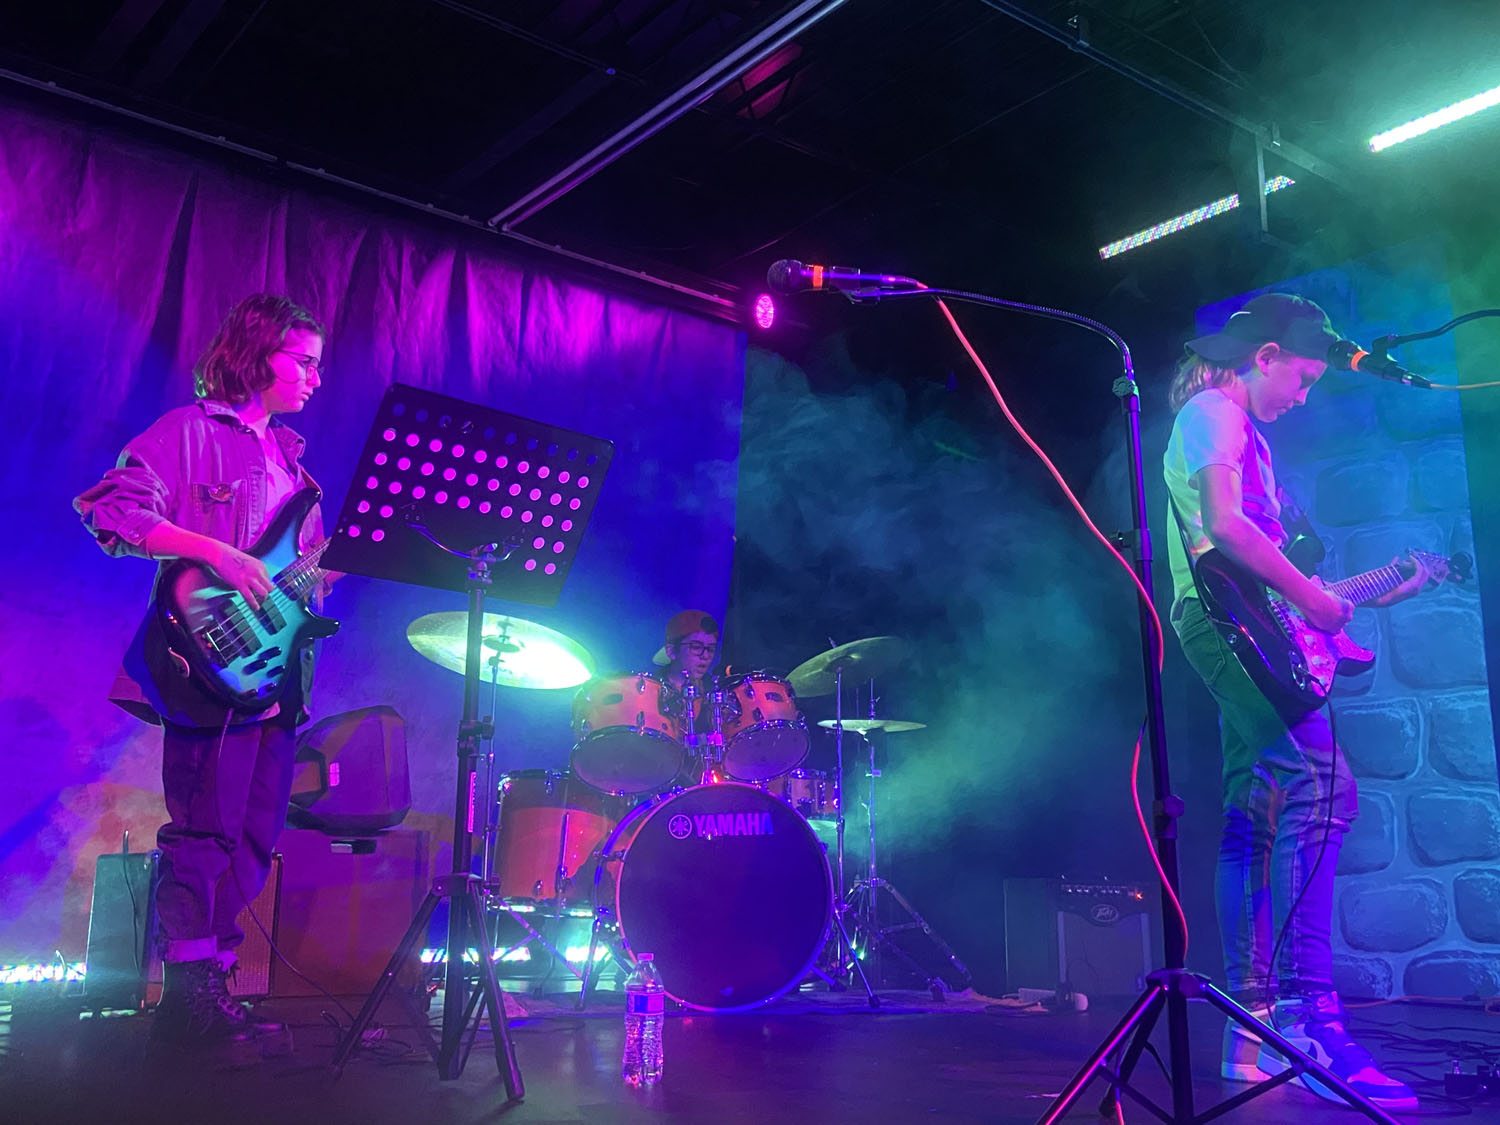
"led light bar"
1,962,86,984
1370,83,1500,152
1099,175,1295,260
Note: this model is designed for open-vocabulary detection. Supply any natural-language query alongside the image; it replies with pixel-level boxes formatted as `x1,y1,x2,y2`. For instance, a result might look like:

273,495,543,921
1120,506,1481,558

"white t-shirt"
1163,387,1286,619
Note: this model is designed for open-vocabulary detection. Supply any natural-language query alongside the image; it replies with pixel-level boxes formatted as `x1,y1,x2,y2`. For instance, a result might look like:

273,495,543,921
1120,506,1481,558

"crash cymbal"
787,636,906,696
817,718,926,734
407,612,595,690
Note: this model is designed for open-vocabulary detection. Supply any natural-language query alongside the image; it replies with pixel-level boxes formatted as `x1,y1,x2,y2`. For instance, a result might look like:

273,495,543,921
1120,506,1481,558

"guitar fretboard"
273,538,330,604
1327,563,1407,607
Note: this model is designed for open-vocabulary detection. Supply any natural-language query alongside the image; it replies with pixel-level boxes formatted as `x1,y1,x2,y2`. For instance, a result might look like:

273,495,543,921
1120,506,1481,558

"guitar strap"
1166,493,1216,614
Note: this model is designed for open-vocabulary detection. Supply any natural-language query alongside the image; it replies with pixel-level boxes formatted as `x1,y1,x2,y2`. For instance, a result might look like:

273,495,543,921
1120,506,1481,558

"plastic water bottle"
622,953,665,1086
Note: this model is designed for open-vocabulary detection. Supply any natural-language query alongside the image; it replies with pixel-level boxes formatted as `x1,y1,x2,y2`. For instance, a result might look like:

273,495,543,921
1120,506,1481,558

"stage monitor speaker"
289,704,410,835
84,850,159,1011
228,853,282,998
1003,878,1154,999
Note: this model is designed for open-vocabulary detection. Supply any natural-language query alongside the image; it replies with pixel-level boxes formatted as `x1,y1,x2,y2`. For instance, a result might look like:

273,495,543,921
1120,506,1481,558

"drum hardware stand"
333,538,523,1096
843,683,970,996
825,661,879,1007
813,287,1397,1122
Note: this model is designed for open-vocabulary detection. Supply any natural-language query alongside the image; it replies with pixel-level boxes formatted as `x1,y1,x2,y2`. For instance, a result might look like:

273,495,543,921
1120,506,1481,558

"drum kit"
406,615,971,1012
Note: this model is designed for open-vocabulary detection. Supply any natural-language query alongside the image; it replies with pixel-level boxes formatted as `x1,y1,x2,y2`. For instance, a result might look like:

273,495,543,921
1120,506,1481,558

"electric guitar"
1192,547,1470,718
152,488,339,714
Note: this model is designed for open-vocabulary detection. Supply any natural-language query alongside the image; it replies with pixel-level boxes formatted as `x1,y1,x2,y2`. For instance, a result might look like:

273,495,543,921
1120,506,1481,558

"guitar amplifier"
1003,878,1155,999
84,850,159,1012
227,854,282,998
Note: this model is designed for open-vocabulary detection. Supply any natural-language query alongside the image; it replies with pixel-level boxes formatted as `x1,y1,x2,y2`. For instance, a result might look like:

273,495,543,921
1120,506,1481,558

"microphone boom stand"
835,283,1399,1125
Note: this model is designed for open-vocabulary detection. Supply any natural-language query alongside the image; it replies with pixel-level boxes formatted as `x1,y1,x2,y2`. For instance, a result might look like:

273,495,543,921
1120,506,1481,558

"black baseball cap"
1185,293,1339,366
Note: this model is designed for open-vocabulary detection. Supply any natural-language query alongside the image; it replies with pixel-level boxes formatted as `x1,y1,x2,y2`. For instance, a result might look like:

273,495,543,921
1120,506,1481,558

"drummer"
658,609,719,694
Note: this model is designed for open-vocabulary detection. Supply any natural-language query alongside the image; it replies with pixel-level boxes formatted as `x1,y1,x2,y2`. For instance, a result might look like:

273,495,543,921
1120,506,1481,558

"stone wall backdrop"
1196,242,1500,1000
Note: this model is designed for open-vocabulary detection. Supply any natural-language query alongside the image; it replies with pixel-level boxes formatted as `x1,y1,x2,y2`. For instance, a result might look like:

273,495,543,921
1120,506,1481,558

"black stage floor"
2,986,1492,1123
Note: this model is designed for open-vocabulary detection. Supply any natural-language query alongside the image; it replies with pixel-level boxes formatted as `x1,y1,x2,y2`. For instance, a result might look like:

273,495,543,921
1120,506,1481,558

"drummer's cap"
665,610,719,645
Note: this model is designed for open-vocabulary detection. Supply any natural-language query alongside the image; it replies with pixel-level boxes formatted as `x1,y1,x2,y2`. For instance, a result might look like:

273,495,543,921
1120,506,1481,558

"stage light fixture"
1098,176,1295,260
752,292,776,329
1370,82,1500,151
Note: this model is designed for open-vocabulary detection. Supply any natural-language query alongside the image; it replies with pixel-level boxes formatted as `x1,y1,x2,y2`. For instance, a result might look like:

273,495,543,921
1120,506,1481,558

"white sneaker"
1257,993,1418,1112
1221,1005,1272,1082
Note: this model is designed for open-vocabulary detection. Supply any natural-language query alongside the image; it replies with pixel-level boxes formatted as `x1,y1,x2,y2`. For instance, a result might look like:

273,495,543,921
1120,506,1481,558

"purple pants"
156,717,296,964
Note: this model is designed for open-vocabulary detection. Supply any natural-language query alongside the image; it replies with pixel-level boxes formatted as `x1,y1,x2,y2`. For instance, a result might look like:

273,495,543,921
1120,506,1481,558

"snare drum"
719,673,809,781
570,672,686,795
495,770,623,907
593,783,832,1010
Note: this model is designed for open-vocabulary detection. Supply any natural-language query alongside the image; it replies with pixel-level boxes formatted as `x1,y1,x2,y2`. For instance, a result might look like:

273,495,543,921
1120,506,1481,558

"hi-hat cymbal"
407,612,595,690
817,718,926,734
787,636,906,696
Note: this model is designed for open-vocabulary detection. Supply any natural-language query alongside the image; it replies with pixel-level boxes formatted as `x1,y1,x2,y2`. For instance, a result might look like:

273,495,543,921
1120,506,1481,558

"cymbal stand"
825,662,879,1006
845,679,971,995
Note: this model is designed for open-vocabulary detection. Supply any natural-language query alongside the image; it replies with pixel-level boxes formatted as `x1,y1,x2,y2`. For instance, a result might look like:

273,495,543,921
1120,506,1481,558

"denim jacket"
74,398,325,726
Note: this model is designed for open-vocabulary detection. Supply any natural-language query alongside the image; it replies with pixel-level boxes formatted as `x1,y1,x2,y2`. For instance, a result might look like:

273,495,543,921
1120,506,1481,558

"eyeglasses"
277,349,325,377
677,641,718,656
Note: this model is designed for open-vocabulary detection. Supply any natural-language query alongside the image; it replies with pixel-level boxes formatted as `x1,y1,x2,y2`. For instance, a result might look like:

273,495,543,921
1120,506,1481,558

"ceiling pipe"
486,0,852,231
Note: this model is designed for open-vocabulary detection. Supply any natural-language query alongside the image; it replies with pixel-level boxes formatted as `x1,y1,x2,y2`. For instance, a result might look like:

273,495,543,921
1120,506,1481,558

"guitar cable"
932,297,1191,955
1261,700,1342,1042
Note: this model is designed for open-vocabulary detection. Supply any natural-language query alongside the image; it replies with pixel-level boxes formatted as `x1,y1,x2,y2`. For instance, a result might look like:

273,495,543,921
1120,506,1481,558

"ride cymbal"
407,612,595,689
787,636,905,696
817,718,926,733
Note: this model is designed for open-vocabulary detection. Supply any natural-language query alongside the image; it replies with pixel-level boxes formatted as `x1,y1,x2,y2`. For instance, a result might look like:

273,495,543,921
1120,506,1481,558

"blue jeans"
1174,598,1357,1004
156,717,296,963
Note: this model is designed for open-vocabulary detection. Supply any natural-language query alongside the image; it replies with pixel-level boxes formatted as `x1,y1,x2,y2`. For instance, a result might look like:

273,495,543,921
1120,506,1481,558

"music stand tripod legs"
333,555,523,1099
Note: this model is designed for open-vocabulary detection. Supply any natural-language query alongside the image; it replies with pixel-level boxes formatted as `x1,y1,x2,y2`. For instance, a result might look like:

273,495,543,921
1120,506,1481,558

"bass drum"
600,783,831,1011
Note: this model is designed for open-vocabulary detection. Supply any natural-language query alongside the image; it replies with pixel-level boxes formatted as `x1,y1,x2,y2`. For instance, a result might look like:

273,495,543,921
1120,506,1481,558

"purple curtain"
0,94,745,958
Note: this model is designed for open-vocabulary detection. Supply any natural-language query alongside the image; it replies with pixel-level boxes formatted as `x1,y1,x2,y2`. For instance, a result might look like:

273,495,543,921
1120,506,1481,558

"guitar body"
1193,548,1374,718
153,489,339,714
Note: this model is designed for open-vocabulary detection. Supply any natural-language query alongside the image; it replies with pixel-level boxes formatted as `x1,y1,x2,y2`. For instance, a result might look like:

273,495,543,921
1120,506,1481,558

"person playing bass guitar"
1163,293,1432,1112
75,294,334,1050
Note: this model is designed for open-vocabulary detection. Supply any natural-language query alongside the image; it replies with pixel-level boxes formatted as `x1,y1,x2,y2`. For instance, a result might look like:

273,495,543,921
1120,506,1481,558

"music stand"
324,383,614,1090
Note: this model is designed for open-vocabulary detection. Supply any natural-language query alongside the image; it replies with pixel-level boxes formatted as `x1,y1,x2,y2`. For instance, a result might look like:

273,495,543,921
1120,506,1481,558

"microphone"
765,259,905,294
1326,339,1430,388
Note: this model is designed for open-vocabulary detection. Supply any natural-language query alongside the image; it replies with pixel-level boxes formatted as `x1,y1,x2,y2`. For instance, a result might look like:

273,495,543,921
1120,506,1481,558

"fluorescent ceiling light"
1370,83,1500,152
1099,176,1295,260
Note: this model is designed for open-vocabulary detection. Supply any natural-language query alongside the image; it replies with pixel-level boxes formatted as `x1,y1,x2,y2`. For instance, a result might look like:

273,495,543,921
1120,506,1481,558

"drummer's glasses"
678,641,718,656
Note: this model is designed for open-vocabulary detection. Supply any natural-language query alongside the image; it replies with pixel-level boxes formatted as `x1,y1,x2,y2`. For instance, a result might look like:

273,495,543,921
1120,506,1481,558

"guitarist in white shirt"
76,294,330,1050
1163,293,1430,1111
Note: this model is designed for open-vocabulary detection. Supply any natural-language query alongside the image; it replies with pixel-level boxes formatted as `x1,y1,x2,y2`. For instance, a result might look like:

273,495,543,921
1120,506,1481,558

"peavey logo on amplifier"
1089,903,1121,925
668,811,776,840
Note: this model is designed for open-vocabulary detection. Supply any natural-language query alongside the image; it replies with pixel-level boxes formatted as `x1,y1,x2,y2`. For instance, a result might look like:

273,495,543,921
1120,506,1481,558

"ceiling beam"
977,0,1349,190
485,0,853,231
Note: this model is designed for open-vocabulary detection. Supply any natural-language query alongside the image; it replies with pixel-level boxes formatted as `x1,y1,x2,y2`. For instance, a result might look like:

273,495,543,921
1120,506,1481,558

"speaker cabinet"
1003,878,1154,998
272,827,430,996
84,851,159,1011
227,854,282,998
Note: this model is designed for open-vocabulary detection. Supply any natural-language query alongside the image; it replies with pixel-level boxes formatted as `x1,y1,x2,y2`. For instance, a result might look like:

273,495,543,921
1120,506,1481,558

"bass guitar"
1193,546,1469,718
152,488,339,714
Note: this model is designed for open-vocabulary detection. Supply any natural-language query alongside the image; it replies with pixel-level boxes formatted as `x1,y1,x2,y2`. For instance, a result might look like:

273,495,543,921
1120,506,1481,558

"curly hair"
1166,352,1246,414
193,294,324,404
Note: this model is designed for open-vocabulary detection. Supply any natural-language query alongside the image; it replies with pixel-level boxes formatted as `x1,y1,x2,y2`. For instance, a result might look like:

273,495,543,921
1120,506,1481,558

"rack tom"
719,672,808,781
570,672,685,795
